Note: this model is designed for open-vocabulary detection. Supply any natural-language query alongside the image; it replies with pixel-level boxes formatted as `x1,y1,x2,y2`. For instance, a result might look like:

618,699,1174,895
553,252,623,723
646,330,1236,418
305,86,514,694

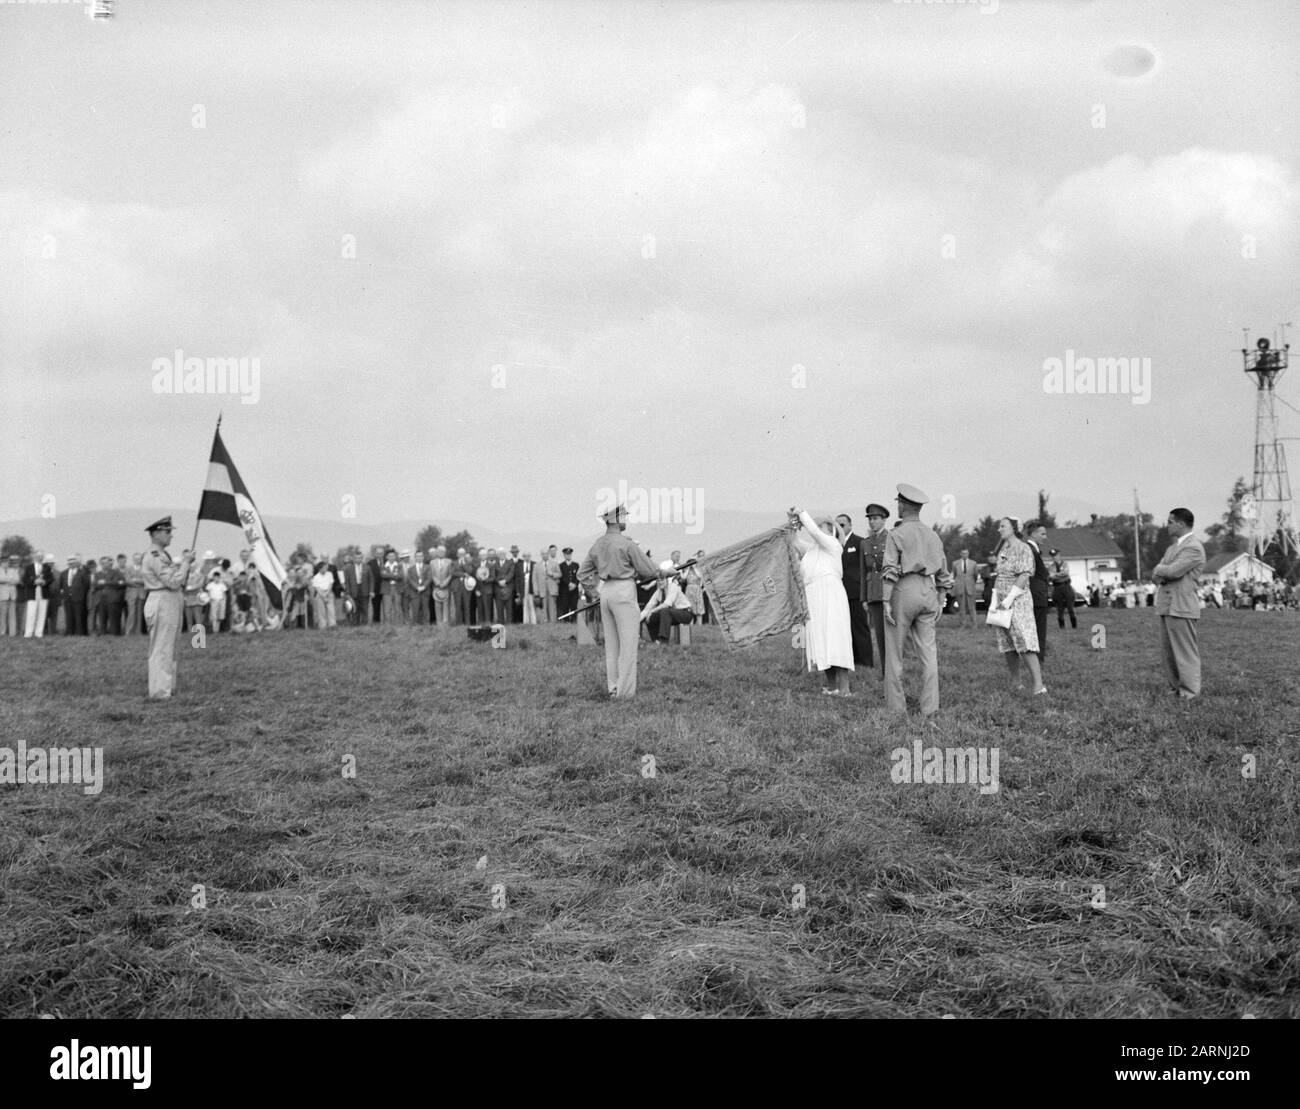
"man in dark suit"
364,546,384,623
557,546,580,620
497,547,517,623
62,556,91,635
1025,522,1052,662
342,553,366,624
105,554,128,634
835,513,872,670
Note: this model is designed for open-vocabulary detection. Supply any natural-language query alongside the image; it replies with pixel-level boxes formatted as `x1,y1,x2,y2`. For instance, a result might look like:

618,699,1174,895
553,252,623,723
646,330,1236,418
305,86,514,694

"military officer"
881,484,953,717
578,503,659,699
141,517,195,700
858,502,891,680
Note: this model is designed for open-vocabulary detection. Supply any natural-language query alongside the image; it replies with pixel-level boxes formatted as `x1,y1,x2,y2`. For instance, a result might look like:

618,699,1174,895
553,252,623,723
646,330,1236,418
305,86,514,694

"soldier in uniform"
141,517,195,700
578,503,659,699
881,484,953,717
858,503,891,680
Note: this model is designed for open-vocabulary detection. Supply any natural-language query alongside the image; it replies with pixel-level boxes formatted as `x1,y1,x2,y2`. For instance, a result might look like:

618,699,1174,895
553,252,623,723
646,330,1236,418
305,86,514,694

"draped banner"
197,425,288,610
696,526,808,646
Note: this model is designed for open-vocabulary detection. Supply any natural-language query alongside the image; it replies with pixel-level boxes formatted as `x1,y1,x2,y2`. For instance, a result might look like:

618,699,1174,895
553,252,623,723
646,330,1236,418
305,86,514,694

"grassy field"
1,607,1297,1018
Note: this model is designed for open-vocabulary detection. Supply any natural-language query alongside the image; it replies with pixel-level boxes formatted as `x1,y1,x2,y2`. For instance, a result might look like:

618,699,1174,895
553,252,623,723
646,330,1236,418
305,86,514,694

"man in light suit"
517,550,541,624
949,547,980,629
1152,507,1206,700
543,544,561,622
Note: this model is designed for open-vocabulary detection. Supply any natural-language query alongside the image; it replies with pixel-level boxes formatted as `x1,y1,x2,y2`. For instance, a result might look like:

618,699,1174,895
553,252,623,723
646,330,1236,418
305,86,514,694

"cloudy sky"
2,0,1297,542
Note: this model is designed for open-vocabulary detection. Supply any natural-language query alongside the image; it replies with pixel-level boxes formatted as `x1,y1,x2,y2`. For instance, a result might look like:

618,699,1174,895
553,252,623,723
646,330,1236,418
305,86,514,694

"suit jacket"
497,558,516,594
67,566,92,602
1026,541,1051,607
22,563,53,602
364,558,383,597
840,532,866,600
515,559,538,596
950,555,980,598
544,557,561,597
344,563,365,596
405,562,430,594
856,530,889,604
1153,535,1205,619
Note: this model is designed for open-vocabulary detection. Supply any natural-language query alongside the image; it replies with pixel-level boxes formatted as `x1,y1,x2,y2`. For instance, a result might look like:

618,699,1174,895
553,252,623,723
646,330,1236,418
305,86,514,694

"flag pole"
1133,487,1142,581
190,413,221,555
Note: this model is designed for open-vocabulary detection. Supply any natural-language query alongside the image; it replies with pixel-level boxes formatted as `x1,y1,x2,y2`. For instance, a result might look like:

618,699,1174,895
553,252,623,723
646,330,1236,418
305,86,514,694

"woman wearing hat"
991,516,1046,696
788,508,855,695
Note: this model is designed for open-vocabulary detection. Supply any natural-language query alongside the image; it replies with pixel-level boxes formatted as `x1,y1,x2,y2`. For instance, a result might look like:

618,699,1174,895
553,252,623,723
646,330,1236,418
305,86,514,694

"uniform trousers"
144,590,183,698
1159,615,1201,696
599,578,642,698
885,576,940,716
866,600,887,679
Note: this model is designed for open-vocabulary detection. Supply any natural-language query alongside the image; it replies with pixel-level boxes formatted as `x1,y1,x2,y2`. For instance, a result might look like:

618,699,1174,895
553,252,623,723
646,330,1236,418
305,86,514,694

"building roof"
1204,550,1272,574
1044,527,1125,560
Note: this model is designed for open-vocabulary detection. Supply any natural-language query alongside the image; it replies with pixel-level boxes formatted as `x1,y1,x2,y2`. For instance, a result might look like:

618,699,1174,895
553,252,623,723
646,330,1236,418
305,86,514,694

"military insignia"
762,575,776,594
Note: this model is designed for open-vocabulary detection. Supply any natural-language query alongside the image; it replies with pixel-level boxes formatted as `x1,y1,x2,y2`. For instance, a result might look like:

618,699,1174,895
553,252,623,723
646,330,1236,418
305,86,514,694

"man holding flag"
196,421,288,621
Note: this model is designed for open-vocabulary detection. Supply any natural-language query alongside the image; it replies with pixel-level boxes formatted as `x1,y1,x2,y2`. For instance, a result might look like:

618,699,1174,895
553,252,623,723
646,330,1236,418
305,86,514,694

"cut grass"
1,608,1297,1017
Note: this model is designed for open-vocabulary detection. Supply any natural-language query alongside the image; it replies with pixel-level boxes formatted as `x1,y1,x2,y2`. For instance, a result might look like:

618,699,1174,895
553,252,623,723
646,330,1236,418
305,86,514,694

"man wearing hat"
579,504,659,698
858,503,892,679
557,546,580,620
141,517,195,700
881,485,953,717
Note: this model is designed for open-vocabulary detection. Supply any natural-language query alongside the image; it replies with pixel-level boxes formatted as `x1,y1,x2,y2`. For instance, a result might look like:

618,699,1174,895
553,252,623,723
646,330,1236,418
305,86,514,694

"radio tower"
1241,328,1297,557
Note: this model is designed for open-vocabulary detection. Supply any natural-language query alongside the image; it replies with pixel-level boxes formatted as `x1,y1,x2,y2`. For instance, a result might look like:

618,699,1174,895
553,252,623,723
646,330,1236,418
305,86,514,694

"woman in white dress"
788,507,855,695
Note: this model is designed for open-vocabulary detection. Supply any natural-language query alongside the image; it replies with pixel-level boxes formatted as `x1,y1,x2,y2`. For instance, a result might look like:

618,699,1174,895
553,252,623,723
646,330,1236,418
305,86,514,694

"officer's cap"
600,503,629,523
562,546,573,554
146,515,174,533
895,483,929,507
865,503,890,519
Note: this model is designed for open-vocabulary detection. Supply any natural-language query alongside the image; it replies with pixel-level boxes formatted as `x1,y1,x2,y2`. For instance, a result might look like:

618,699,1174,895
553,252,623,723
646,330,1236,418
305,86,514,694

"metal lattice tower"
1241,331,1297,557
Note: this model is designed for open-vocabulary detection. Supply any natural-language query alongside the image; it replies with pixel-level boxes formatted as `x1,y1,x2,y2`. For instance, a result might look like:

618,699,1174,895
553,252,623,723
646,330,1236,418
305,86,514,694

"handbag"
986,604,1012,629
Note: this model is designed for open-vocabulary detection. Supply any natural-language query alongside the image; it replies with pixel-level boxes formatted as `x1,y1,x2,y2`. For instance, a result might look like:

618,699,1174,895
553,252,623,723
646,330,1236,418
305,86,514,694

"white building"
1201,551,1275,585
1044,527,1125,597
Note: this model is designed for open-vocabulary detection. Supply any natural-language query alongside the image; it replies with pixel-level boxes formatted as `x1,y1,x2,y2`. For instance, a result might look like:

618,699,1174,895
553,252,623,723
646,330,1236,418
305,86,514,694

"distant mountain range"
0,493,1114,563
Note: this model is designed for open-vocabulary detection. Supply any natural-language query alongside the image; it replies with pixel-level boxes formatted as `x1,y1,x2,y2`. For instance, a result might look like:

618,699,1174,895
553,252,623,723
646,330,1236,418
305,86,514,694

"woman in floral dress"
992,516,1046,696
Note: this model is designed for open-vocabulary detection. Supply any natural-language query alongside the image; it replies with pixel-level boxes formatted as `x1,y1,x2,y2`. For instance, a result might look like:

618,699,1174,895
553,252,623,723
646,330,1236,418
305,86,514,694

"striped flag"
197,424,288,609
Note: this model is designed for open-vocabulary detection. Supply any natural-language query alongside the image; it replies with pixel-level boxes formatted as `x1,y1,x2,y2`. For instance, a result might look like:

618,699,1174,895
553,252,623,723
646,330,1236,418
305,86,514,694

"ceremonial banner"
197,425,288,610
696,527,808,647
